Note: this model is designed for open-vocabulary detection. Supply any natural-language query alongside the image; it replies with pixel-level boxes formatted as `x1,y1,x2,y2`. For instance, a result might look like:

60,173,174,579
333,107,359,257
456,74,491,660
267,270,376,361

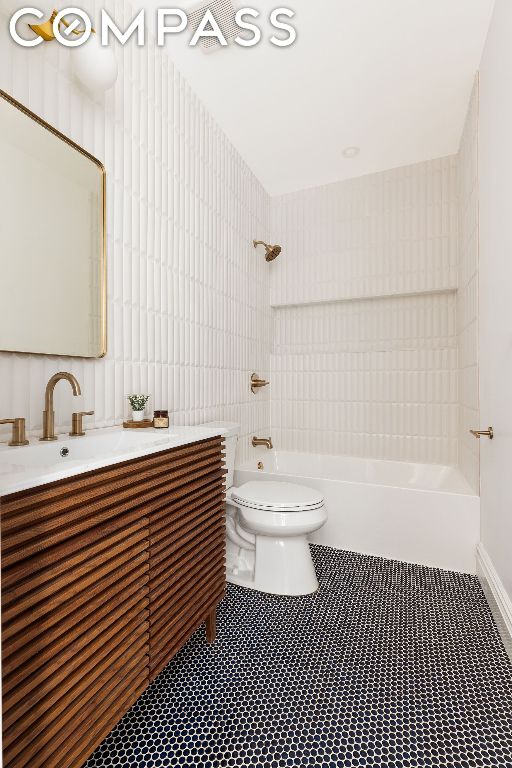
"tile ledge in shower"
270,285,458,309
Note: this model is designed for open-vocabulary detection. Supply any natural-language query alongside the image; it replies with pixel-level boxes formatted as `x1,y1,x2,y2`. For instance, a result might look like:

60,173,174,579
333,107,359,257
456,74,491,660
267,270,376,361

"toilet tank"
201,422,240,489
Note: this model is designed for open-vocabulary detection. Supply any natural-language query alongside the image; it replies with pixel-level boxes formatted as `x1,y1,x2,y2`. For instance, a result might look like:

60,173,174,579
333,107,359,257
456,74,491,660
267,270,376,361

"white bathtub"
234,452,480,574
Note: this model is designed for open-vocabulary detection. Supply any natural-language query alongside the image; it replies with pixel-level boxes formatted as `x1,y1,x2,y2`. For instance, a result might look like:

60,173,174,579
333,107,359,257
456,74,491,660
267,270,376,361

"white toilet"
204,422,327,596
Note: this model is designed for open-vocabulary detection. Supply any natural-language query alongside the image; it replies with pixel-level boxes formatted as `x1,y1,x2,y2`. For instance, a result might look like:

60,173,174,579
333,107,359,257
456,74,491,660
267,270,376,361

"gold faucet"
252,436,273,449
40,372,82,441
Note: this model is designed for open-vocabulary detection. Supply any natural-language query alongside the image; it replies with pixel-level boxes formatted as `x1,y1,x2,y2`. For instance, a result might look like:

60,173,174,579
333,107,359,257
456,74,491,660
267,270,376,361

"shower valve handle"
251,373,270,394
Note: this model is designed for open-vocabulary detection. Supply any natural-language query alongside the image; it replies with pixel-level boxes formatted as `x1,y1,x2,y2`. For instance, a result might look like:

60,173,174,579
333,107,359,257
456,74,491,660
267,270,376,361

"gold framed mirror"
0,89,106,358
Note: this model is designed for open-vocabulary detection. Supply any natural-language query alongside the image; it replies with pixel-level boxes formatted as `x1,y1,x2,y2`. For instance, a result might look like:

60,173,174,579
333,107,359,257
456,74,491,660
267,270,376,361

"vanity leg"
205,607,217,643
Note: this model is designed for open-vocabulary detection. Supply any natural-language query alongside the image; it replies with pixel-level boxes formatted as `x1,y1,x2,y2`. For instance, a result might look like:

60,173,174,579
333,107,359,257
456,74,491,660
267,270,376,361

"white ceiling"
140,0,494,196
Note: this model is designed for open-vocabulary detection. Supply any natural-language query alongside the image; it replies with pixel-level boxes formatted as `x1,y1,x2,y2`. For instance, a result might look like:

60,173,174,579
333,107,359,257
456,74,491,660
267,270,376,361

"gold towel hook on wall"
470,427,494,440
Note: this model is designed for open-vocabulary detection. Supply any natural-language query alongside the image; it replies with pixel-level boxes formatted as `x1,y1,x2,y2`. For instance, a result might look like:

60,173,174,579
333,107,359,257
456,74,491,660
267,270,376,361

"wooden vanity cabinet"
1,435,226,768
147,438,226,680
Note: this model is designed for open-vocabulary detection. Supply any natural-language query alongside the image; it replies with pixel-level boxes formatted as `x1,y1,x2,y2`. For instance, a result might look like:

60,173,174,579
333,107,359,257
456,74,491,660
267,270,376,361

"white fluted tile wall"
457,77,480,492
269,156,460,464
271,293,458,463
0,13,481,474
0,1,271,464
270,157,458,307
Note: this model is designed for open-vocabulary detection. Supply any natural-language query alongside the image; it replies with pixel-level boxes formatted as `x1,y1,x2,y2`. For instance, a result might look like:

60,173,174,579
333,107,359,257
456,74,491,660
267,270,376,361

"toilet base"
226,568,258,590
226,534,319,596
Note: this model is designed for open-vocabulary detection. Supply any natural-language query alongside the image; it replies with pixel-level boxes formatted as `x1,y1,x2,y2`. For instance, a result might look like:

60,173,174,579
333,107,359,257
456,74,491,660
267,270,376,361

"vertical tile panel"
271,293,458,464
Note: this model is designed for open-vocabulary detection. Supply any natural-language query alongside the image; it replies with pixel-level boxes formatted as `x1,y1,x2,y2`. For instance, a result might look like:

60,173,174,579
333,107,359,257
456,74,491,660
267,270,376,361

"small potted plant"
127,394,150,422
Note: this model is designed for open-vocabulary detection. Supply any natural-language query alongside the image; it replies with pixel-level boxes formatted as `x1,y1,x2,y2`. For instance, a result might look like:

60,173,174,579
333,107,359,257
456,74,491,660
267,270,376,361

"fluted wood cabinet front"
1,435,226,768
148,436,226,680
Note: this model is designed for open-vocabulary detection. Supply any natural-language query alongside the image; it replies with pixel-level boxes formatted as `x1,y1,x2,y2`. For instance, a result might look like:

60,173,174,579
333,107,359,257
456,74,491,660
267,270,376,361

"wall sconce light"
23,6,118,94
26,3,62,40
72,33,118,94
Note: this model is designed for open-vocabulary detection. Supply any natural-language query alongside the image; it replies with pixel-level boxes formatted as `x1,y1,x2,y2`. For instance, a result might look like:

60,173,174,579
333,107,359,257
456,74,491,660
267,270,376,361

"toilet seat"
231,481,324,513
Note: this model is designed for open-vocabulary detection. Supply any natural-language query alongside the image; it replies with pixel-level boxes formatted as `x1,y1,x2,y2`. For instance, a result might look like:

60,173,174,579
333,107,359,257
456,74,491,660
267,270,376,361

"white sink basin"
0,425,224,496
4,429,179,468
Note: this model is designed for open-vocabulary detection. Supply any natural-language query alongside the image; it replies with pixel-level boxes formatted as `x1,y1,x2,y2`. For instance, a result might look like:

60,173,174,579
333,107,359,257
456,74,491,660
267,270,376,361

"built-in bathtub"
234,452,480,574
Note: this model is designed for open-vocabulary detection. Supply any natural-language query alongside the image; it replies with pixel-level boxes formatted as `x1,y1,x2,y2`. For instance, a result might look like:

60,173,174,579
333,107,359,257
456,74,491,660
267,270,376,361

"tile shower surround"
0,15,478,475
271,292,458,464
270,157,459,309
270,158,462,466
0,2,271,465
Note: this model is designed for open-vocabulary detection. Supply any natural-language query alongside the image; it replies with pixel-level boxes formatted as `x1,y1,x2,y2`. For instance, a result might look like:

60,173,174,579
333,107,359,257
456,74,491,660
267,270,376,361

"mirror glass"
0,91,106,358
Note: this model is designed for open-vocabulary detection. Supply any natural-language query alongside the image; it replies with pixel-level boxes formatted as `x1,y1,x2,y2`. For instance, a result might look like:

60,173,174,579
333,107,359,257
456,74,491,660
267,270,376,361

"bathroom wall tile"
270,157,458,308
268,154,461,466
0,0,271,465
0,8,480,474
271,293,458,464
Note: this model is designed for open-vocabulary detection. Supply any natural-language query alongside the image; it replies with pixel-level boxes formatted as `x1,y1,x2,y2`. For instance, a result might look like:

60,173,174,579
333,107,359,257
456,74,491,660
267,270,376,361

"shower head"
253,240,281,262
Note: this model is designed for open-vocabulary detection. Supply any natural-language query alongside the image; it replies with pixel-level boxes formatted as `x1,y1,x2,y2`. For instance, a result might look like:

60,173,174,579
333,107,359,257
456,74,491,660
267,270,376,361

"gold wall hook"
251,373,270,394
470,427,494,440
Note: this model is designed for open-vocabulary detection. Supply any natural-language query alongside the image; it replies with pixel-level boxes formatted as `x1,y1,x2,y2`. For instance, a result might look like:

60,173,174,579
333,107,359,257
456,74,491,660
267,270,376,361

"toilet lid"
231,481,324,512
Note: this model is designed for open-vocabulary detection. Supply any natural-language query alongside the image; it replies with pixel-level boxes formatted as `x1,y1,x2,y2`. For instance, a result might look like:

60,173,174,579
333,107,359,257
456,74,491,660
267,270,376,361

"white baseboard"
476,543,512,661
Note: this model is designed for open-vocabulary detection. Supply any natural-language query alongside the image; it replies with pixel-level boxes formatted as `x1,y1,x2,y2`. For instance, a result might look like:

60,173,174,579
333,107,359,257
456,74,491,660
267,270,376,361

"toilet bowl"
202,422,328,596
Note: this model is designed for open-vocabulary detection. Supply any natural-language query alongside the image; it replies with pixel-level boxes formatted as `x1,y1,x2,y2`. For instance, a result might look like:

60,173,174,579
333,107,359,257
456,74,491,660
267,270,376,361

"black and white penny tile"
86,545,512,768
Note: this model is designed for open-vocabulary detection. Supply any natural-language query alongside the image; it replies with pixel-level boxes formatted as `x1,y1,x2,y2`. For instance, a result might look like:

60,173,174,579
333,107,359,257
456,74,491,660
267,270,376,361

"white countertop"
0,425,224,497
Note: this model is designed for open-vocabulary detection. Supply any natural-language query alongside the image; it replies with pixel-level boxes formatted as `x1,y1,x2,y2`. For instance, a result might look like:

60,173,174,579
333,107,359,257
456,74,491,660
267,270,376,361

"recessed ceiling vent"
186,0,239,53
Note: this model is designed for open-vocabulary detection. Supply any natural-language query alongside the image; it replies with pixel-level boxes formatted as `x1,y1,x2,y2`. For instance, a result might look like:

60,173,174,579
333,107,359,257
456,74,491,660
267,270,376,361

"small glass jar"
153,410,169,429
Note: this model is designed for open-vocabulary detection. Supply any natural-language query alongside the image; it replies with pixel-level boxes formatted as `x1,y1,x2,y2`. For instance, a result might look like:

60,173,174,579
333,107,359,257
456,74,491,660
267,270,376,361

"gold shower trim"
251,373,269,394
253,240,281,262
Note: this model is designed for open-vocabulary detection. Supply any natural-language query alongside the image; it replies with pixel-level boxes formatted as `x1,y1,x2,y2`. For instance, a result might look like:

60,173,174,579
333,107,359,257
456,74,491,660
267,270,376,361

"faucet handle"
0,418,29,446
70,411,94,437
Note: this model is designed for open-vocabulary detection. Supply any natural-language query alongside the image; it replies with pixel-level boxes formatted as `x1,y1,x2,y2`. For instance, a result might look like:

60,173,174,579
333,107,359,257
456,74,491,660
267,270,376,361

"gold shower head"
253,240,281,262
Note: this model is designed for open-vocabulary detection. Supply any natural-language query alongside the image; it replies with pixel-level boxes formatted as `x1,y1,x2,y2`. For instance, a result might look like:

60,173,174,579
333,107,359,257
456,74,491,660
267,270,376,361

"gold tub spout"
40,372,82,441
252,436,273,450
